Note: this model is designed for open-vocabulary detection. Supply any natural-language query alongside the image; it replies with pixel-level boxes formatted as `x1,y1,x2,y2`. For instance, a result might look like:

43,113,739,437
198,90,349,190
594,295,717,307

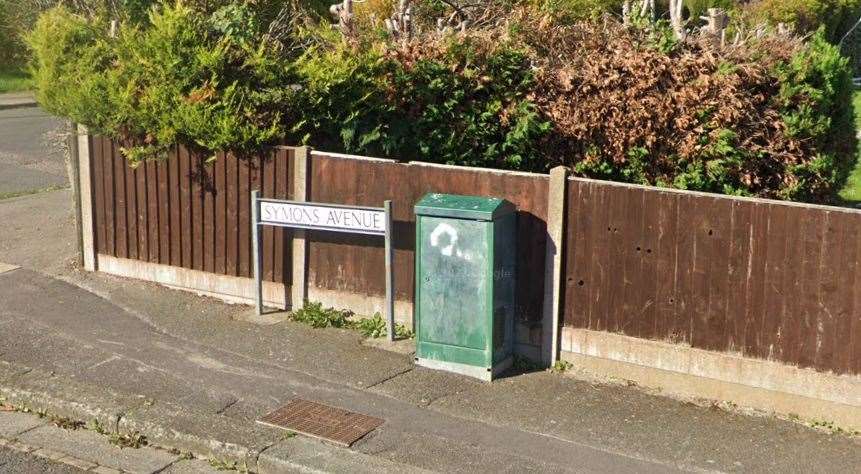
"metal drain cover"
257,399,384,447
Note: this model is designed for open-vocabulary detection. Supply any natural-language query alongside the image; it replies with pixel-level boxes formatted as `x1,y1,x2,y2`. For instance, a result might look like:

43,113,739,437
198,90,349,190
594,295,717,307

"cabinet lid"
415,193,515,221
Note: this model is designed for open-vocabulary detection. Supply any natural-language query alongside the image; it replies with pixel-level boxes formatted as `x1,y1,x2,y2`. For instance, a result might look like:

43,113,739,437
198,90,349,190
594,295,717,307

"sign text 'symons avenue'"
259,201,387,235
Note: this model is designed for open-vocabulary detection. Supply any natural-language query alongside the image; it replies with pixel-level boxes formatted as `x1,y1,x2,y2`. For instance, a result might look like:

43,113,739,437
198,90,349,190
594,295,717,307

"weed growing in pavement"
291,302,414,339
109,430,147,449
291,302,353,329
512,355,543,372
550,360,573,373
808,419,861,436
87,418,107,435
47,414,85,430
167,447,195,459
208,457,250,472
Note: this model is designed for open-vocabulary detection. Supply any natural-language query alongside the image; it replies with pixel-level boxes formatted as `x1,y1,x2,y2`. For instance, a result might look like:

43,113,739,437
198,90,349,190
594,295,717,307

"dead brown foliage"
512,16,827,197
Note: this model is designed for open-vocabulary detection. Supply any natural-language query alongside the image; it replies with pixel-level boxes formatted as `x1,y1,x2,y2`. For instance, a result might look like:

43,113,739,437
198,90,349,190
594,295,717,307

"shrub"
521,16,856,201
27,7,115,128
27,2,857,202
289,29,551,170
741,0,861,42
383,36,551,170
29,2,300,164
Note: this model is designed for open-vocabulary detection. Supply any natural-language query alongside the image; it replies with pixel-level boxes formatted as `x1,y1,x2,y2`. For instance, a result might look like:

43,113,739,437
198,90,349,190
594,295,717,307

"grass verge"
0,185,68,201
838,90,861,205
0,68,31,94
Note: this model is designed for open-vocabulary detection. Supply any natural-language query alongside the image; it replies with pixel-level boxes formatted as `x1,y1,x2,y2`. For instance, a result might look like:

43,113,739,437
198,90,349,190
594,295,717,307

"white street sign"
259,200,387,235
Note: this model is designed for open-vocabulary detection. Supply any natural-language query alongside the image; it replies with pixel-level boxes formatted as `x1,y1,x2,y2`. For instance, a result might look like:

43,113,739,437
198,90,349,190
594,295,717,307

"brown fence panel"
90,138,293,284
562,178,861,375
307,155,549,322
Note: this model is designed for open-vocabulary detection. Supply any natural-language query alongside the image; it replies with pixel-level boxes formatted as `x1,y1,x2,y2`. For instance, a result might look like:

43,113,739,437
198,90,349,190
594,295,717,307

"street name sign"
259,201,387,235
251,192,396,340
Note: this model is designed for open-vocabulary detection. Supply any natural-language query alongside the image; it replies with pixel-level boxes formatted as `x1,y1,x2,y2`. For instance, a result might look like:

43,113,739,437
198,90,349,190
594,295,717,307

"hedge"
27,1,857,203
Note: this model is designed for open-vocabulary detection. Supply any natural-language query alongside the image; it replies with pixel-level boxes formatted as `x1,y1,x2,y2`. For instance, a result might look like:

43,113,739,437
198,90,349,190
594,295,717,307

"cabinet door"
418,217,489,360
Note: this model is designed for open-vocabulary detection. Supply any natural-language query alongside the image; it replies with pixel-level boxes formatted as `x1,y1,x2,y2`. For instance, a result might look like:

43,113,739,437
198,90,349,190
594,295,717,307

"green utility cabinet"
414,193,516,381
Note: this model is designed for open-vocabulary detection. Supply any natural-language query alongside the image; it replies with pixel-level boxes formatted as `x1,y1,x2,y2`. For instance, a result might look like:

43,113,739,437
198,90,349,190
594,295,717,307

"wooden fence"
562,178,861,376
307,153,549,323
90,136,295,285
87,137,861,376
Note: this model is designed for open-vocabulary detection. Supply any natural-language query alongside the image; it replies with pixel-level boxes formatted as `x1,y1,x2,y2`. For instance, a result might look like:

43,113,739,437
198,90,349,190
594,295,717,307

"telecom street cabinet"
414,193,516,381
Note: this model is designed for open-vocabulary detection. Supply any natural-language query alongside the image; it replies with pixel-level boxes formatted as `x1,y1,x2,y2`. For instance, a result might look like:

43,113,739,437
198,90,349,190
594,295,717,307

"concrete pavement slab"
0,107,67,195
0,262,19,274
0,189,76,274
161,458,222,473
17,425,177,474
0,411,45,437
0,444,83,473
258,437,430,474
0,92,36,108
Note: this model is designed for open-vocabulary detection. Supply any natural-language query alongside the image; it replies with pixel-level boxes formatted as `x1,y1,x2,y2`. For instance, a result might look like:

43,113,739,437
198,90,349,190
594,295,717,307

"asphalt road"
0,445,83,473
0,106,67,196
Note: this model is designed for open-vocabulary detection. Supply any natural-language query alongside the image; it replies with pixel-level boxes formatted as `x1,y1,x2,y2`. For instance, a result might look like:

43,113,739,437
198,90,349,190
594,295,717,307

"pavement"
0,92,37,110
0,191,859,473
0,442,85,473
0,112,859,473
0,104,68,197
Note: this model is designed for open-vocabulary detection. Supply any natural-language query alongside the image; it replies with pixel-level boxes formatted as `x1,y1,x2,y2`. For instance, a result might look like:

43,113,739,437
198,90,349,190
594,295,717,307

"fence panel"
562,178,861,375
90,137,294,284
307,154,549,322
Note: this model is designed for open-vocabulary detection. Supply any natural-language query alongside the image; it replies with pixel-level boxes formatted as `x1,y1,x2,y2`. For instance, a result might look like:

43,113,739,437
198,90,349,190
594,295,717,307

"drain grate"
257,399,384,447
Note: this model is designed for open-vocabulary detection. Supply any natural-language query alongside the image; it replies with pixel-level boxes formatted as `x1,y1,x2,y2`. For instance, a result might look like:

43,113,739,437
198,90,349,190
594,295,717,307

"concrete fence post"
291,146,311,309
542,166,569,366
76,124,97,272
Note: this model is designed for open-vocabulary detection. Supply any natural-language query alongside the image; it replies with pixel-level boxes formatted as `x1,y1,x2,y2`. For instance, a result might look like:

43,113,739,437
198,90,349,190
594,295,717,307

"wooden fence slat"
673,193,696,345
272,149,287,283
191,153,204,272
727,200,752,353
564,181,585,328
203,159,215,274
621,187,645,336
169,146,182,267
215,154,226,275
146,161,159,263
785,207,815,366
135,160,148,262
834,214,858,374
158,159,170,265
637,190,659,339
654,192,679,341
226,154,239,276
262,153,275,281
126,158,139,260
92,137,107,254
179,146,192,269
743,202,769,359
113,143,128,259
815,211,840,372
705,199,731,351
238,158,251,277
588,185,610,329
689,197,713,349
851,219,861,374
761,204,788,361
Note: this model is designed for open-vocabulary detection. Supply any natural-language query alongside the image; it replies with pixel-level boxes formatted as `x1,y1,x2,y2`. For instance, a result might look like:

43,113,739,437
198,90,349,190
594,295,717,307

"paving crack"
363,367,414,390
215,397,239,415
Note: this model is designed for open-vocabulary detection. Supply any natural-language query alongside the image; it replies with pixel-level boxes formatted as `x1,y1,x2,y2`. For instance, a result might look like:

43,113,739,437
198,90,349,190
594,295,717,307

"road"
0,445,83,473
0,106,67,196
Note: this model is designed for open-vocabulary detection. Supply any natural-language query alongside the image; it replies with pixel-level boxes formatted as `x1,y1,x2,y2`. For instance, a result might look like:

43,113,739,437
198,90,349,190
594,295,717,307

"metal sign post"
251,191,397,341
